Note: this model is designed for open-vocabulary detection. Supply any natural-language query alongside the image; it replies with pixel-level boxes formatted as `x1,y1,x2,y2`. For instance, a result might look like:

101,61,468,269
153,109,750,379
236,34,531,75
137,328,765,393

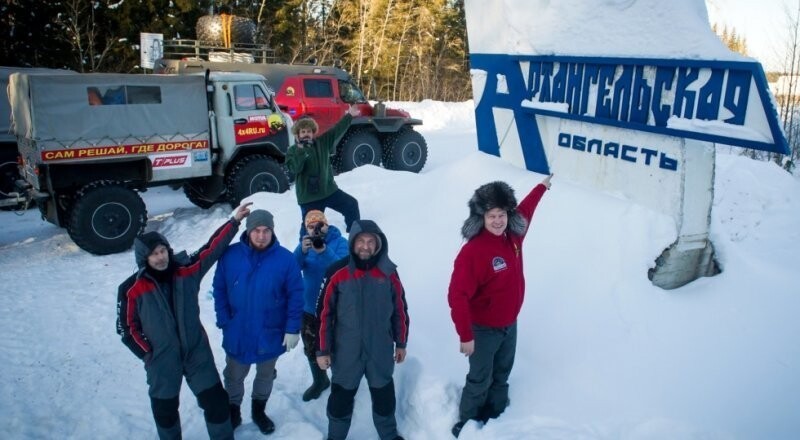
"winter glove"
282,333,300,351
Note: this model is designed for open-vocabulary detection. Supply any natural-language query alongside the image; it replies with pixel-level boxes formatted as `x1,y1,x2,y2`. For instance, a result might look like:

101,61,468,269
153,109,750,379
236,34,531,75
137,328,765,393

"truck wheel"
336,130,382,173
226,154,289,206
67,182,147,255
183,183,217,209
383,128,428,173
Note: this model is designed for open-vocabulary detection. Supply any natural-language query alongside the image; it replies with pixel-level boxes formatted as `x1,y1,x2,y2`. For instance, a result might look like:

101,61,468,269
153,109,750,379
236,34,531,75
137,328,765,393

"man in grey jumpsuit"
315,219,410,440
116,203,251,439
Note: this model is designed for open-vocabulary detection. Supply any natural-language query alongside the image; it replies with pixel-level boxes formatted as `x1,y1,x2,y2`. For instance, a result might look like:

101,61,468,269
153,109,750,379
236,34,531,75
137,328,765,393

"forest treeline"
0,0,471,102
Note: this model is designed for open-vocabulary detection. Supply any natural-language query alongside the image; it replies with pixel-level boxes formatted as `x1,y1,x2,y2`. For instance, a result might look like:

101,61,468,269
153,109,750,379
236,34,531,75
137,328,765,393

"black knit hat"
461,181,527,239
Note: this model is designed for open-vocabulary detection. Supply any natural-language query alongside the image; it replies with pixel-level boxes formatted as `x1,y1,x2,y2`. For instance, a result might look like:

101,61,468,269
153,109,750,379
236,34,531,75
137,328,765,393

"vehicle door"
215,81,289,160
300,76,347,135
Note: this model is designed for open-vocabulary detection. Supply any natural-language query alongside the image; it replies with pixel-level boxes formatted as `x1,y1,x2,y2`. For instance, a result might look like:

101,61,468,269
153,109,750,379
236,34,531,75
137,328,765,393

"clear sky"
706,0,792,71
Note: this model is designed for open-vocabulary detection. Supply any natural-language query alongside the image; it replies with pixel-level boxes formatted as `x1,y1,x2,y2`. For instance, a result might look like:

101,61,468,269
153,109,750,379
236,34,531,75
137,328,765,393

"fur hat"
292,117,318,136
304,209,327,227
461,181,527,239
247,209,274,234
134,231,172,268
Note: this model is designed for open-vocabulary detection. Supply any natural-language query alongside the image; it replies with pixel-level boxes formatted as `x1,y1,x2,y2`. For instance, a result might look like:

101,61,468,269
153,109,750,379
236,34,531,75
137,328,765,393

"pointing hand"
542,173,553,190
234,202,253,221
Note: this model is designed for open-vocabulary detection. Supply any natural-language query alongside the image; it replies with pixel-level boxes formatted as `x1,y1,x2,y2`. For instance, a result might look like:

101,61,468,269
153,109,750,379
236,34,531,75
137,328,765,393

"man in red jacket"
448,175,552,438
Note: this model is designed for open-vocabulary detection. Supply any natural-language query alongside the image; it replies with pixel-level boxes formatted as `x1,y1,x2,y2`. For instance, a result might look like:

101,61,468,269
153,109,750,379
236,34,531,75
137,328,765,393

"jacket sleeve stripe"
177,220,236,277
316,267,350,353
124,279,153,356
390,273,410,346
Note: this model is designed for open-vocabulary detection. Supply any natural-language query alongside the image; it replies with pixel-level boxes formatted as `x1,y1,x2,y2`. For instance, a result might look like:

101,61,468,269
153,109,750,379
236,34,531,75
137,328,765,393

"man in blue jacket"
293,209,349,402
212,209,304,434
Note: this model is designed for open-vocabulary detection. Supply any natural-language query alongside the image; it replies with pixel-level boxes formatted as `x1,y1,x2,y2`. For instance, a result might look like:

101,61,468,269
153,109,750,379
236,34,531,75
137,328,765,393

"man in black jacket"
116,203,251,439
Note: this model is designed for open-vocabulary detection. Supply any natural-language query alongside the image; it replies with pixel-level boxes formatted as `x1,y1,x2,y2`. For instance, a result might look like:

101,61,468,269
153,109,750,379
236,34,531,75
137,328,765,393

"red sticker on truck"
235,114,285,144
151,154,191,168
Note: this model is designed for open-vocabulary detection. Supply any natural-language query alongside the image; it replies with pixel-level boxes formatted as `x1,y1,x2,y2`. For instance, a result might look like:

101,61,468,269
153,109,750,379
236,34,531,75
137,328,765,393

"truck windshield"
339,80,367,104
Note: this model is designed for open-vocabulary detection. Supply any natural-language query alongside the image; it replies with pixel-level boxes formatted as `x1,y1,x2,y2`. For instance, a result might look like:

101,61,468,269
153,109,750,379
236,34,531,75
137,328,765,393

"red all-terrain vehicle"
156,17,428,174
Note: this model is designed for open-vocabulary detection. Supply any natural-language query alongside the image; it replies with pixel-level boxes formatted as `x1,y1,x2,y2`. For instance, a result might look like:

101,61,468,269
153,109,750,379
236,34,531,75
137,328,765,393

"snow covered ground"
1,100,798,439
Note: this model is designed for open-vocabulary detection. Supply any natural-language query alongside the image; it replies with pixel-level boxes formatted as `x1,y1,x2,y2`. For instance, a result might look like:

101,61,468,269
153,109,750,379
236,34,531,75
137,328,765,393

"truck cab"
209,71,293,170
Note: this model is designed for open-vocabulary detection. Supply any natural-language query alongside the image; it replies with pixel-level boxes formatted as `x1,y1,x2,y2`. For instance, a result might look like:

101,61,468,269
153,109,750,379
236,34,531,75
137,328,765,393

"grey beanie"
247,209,274,233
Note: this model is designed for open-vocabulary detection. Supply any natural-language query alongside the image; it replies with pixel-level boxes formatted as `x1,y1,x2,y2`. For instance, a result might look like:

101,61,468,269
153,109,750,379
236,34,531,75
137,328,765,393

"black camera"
299,138,313,147
310,222,325,249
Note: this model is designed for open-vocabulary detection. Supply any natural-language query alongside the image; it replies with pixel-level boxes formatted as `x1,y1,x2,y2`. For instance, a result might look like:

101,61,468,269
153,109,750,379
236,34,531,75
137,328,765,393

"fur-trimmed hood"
461,181,527,239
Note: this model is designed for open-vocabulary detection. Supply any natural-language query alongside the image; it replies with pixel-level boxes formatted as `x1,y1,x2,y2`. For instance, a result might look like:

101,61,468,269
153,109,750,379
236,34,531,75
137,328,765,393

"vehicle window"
127,86,162,104
339,80,366,103
87,85,162,106
234,84,257,111
234,84,272,111
253,86,271,110
304,79,334,98
87,87,103,106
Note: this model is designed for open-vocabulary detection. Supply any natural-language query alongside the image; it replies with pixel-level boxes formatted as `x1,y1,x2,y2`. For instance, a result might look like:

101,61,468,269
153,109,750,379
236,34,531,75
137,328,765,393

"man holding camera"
293,210,349,402
285,105,361,232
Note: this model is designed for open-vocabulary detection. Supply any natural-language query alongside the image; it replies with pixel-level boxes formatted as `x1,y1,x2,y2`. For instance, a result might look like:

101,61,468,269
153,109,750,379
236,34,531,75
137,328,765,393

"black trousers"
301,312,319,361
300,189,360,232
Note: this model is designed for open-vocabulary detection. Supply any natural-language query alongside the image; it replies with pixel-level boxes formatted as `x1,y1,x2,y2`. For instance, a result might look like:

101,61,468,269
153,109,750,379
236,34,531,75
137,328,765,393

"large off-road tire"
335,130,382,173
226,154,289,206
67,182,147,255
196,14,256,45
183,183,217,209
382,127,428,173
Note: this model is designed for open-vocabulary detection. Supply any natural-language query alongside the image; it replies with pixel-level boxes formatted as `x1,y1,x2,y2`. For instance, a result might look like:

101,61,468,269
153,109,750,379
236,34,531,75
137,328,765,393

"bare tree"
55,0,118,72
776,1,800,171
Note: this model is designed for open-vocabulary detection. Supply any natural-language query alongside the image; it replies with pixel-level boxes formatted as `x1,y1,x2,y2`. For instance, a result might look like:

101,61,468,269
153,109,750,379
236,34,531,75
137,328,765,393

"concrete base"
649,235,720,289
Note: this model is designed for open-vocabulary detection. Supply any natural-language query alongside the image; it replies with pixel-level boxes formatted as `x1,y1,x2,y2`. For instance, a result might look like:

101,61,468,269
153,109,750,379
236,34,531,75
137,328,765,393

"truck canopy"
1,66,75,143
9,73,209,149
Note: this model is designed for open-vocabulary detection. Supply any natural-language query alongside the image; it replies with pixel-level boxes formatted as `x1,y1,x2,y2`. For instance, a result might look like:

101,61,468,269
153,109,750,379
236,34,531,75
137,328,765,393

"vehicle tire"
196,14,256,45
67,182,147,255
336,130,382,173
383,127,428,173
226,154,289,206
282,163,296,185
183,183,217,209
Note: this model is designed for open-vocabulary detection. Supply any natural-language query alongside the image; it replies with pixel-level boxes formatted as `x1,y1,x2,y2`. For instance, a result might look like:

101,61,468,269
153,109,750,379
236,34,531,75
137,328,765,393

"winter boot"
229,404,241,429
252,399,275,435
451,420,466,438
302,359,331,401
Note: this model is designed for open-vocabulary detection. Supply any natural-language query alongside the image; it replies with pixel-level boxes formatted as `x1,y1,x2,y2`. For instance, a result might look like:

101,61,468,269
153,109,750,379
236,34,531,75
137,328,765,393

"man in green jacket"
285,105,361,232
